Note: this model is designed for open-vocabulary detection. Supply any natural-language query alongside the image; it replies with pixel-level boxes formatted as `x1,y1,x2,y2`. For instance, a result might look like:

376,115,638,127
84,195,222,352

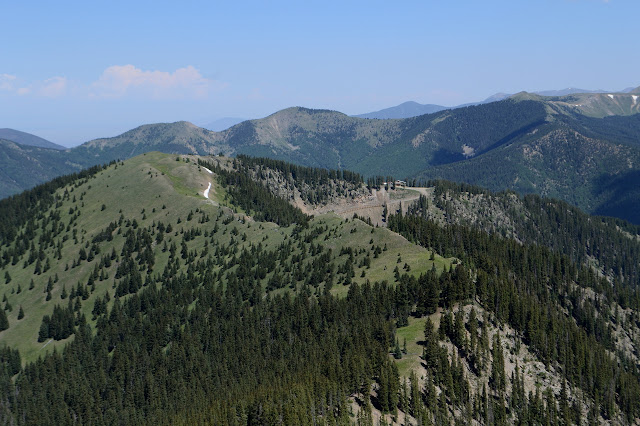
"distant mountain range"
354,101,448,119
0,139,78,198
354,87,639,119
0,128,65,150
2,87,640,223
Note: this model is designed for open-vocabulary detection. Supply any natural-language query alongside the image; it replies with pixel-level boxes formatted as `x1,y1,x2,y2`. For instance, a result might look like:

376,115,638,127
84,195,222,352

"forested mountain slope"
0,140,81,199
2,89,640,225
416,119,640,224
0,153,639,424
72,121,223,164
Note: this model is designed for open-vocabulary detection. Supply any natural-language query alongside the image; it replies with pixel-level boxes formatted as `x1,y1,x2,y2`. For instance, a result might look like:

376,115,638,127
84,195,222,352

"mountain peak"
170,120,200,129
0,128,66,150
354,101,447,119
263,106,347,120
509,92,543,101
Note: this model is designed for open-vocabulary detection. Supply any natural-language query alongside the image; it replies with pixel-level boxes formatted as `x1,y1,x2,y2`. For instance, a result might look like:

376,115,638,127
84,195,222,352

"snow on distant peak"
462,144,475,158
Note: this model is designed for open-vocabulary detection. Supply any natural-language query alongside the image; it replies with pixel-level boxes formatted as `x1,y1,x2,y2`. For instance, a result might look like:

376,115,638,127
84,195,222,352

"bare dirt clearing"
300,186,433,227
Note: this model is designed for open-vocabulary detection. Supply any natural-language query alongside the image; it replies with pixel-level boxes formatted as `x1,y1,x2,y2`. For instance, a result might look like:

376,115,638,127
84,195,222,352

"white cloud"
1,66,224,100
39,76,67,97
90,65,224,99
0,74,17,91
1,74,67,97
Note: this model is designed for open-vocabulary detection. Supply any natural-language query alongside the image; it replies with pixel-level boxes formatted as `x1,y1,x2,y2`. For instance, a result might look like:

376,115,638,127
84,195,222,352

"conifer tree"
0,308,8,331
409,371,422,417
454,305,467,351
393,338,402,359
423,317,439,369
469,307,478,353
560,378,570,425
490,332,505,395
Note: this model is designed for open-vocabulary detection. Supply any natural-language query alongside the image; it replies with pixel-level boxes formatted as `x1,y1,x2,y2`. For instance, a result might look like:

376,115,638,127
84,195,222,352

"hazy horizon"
2,0,638,146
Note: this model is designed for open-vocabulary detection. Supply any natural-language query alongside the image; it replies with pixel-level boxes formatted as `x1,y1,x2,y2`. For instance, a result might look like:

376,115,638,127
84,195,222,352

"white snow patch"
462,144,475,158
607,94,615,100
40,339,54,350
203,182,211,199
202,166,213,174
633,95,638,105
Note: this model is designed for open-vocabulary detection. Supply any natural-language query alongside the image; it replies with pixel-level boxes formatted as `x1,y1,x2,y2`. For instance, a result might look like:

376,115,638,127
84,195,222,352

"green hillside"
0,152,447,361
0,153,639,424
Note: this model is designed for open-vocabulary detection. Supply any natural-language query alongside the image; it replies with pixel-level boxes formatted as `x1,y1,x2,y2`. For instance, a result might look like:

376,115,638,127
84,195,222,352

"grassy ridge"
0,152,450,362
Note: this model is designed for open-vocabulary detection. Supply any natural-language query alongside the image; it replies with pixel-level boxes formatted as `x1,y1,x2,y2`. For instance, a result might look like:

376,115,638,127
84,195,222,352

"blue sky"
1,0,638,146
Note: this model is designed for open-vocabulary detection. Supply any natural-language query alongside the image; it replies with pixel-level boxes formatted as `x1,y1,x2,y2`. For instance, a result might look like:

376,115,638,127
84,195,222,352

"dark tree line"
237,155,363,186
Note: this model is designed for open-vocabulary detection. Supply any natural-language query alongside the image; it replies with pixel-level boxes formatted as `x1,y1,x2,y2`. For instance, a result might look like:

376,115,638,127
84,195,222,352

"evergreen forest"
0,152,638,425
